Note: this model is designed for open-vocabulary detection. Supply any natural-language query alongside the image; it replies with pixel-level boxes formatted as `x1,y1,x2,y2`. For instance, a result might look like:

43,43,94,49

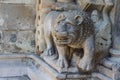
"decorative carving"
42,10,95,72
35,0,116,79
91,0,113,56
35,0,78,55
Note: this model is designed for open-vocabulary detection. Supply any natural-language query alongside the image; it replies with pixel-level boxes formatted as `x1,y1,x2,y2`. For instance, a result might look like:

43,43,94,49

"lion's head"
52,10,94,47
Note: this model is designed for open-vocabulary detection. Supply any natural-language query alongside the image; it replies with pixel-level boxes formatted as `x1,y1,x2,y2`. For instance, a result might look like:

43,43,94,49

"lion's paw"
78,58,93,71
58,57,68,68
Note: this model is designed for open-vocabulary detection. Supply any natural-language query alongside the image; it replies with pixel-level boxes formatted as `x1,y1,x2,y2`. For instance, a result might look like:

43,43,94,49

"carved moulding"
35,0,116,80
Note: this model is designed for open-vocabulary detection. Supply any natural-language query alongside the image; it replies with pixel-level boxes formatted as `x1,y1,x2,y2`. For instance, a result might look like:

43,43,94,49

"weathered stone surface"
0,1,36,53
113,0,120,50
0,4,35,30
0,54,54,80
0,31,3,42
0,76,30,80
3,30,35,53
3,31,17,53
0,0,35,4
0,0,119,80
0,43,4,52
16,31,35,53
3,31,17,43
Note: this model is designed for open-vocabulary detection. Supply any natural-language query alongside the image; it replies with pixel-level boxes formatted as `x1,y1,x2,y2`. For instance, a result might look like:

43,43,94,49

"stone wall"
0,0,36,53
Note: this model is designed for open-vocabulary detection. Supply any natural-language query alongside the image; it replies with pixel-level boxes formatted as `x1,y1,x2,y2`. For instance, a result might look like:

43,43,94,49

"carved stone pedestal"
98,48,120,80
40,55,92,80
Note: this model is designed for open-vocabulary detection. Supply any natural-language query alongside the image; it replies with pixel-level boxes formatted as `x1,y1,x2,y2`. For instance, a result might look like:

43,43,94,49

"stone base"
0,53,98,80
98,58,120,80
0,76,30,80
95,48,120,80
0,53,52,80
41,54,79,73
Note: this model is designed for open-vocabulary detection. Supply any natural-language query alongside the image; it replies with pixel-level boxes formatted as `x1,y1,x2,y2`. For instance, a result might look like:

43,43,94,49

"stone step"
0,76,30,80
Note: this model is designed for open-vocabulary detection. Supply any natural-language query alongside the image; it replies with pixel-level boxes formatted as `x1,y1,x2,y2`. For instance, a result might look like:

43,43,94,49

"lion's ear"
74,15,83,25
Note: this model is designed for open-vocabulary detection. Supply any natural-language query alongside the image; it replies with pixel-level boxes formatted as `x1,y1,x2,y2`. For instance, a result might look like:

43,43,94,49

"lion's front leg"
42,27,55,57
44,36,55,56
78,35,95,71
56,45,69,68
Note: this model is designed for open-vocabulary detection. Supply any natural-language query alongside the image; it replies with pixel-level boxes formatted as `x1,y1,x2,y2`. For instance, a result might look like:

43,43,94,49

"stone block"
3,43,21,53
0,13,7,30
0,4,35,30
3,31,17,44
16,31,35,53
3,31,21,53
0,54,54,80
0,30,3,52
0,0,35,4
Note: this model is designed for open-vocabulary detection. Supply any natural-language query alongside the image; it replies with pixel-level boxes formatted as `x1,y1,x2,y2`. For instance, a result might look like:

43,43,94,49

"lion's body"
43,10,95,71
68,22,94,48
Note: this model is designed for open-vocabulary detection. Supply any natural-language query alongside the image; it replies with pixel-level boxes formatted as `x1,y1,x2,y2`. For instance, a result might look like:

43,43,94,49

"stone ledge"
0,53,52,80
0,53,108,80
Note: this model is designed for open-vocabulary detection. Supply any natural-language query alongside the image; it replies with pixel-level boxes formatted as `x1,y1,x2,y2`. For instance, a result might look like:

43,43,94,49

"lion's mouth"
54,37,71,45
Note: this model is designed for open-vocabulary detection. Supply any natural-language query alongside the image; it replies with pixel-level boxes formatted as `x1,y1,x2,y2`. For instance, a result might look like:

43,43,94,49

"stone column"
109,0,120,62
98,0,120,80
108,1,120,79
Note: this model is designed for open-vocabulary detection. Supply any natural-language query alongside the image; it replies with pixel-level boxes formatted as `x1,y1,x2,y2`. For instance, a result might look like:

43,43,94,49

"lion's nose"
55,25,66,32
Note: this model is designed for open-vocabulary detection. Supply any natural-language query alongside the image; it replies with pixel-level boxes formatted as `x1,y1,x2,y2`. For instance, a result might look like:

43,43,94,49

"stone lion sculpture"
43,10,95,71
